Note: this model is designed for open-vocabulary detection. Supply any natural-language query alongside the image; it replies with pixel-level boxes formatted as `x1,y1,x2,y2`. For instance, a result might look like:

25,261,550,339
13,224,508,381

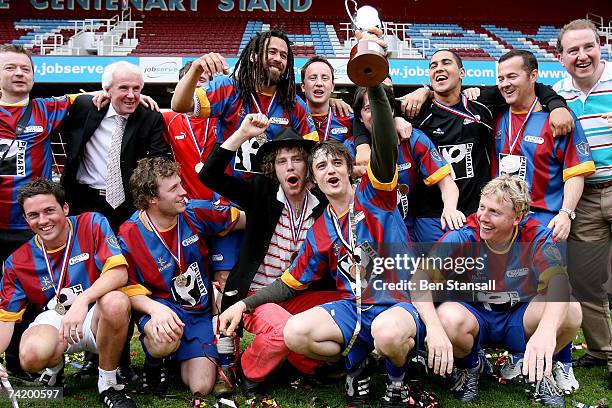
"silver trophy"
346,1,388,86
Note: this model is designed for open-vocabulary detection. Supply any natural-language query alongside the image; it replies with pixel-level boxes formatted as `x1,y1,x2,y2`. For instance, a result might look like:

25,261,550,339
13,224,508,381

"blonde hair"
481,175,531,217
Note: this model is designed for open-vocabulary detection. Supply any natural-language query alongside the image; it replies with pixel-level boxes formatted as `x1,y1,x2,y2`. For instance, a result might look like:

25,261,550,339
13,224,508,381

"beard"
264,63,284,85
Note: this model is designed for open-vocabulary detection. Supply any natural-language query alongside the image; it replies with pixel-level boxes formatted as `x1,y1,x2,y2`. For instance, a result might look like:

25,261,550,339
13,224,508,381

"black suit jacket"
60,95,170,207
200,145,328,311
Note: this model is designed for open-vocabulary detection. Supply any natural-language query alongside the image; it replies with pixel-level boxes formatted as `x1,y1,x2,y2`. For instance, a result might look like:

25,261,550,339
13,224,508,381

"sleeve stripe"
563,161,596,182
0,309,25,322
367,164,398,192
303,130,319,141
102,254,128,274
538,265,567,293
217,207,241,238
194,88,211,118
280,270,309,290
423,164,451,186
119,284,152,297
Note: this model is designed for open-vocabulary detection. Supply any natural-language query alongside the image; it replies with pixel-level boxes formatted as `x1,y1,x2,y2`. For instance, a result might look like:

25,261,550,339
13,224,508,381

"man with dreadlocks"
172,29,318,177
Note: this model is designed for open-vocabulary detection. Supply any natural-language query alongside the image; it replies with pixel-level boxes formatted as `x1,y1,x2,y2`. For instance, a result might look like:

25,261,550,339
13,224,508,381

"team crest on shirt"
576,142,591,156
438,143,474,180
542,243,563,263
430,149,443,162
106,236,120,249
496,129,503,139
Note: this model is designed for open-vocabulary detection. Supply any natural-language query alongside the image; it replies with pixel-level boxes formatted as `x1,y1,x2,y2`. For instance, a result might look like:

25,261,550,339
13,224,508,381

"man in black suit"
59,60,169,382
60,60,170,232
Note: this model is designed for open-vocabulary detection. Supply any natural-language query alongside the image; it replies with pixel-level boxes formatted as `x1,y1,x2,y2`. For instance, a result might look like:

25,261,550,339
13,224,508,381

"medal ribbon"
186,115,210,159
507,97,538,155
285,193,309,246
142,211,183,275
250,92,277,116
432,94,493,131
40,219,73,305
330,201,363,356
322,108,333,141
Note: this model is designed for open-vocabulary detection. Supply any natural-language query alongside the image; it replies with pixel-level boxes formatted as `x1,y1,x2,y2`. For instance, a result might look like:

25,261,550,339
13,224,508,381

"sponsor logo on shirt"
354,211,365,224
182,234,199,247
69,253,90,265
398,162,412,171
524,135,544,145
506,267,529,278
212,254,224,262
331,127,348,135
269,117,289,125
24,125,43,133
433,128,444,135
174,131,186,140
439,143,474,180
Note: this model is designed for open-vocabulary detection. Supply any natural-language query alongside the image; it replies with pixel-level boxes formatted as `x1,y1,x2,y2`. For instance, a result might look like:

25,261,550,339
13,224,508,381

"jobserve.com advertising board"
31,56,570,86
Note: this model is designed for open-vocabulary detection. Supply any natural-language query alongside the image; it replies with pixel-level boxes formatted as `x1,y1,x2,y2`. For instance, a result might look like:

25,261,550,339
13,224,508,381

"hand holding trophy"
346,1,389,86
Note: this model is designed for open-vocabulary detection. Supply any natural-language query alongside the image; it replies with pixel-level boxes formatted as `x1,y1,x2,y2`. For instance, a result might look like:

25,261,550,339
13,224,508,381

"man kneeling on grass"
432,175,582,407
117,158,243,404
0,178,134,408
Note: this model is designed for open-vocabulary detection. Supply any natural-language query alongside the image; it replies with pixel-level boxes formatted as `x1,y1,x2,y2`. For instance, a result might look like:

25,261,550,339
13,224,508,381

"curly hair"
18,178,65,212
231,29,296,112
481,174,532,218
260,145,309,182
130,157,181,210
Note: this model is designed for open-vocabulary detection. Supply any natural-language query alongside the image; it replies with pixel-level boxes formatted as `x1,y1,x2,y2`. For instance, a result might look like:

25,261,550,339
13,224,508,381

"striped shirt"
554,61,612,183
249,188,319,291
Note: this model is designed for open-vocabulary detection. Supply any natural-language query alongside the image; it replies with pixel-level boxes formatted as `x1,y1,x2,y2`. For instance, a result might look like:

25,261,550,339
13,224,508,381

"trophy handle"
344,0,359,27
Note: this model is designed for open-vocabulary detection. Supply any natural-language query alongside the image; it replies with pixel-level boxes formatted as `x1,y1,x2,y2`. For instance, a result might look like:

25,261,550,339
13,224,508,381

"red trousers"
241,290,343,382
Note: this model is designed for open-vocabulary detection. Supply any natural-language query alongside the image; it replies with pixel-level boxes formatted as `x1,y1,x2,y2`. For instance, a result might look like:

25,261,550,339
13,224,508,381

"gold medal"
398,184,409,196
194,162,204,174
349,263,366,281
55,302,66,316
176,274,188,288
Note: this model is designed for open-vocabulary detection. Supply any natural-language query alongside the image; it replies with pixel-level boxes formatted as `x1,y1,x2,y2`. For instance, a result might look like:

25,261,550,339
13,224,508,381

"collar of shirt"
275,186,320,220
0,96,29,106
105,103,129,120
557,60,612,95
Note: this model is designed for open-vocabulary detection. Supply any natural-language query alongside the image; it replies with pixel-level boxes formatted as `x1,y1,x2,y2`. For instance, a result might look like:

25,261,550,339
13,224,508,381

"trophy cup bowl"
347,5,389,87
